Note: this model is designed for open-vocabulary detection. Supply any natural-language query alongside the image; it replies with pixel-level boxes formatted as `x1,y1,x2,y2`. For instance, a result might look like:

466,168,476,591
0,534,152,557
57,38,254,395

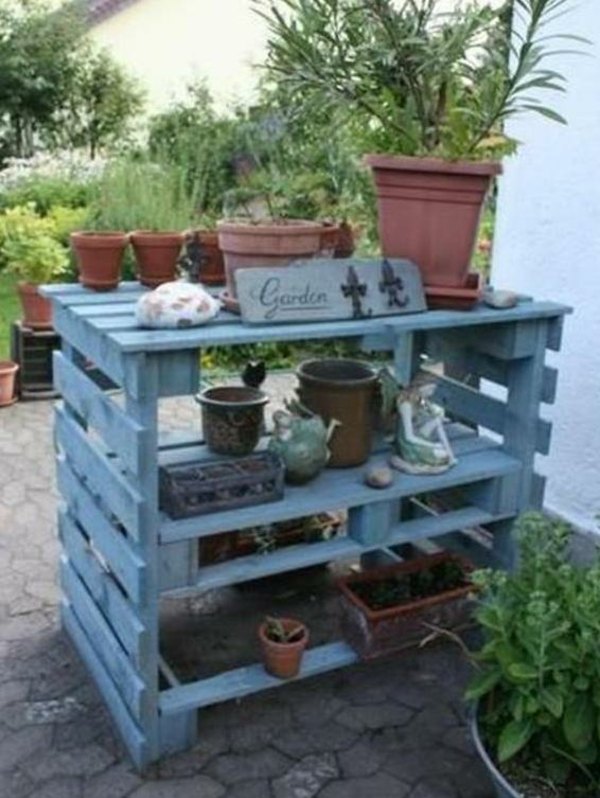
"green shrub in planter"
467,512,600,796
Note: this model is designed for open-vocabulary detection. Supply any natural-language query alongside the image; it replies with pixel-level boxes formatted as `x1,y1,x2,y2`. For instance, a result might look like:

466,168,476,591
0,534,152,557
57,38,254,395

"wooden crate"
10,321,60,400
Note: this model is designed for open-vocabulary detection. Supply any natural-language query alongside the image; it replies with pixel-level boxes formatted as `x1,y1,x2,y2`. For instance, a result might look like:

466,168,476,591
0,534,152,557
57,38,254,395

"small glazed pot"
130,231,184,288
196,386,268,456
0,361,19,407
70,231,129,291
259,618,308,679
17,282,53,330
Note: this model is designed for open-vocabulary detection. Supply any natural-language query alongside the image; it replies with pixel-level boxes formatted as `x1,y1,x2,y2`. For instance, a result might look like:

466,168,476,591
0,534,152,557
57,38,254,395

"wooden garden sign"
235,258,426,324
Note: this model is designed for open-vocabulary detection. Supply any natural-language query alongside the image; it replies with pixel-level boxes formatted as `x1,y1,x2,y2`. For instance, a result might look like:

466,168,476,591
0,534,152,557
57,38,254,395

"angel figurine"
382,369,457,475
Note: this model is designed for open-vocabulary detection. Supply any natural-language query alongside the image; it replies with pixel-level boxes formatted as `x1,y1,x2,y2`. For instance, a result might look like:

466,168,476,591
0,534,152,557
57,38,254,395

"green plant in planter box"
0,205,68,283
467,512,600,795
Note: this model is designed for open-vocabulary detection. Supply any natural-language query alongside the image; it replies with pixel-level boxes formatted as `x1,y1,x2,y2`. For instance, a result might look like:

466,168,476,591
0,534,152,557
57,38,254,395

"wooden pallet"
42,279,570,770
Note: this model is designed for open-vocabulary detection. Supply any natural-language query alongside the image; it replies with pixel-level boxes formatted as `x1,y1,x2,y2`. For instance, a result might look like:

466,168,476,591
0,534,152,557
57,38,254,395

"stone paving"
0,387,497,798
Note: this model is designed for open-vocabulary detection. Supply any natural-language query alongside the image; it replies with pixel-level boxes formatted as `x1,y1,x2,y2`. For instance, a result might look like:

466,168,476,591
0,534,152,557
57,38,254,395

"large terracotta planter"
0,361,19,407
70,232,129,292
130,231,184,288
296,359,378,468
17,282,52,330
258,618,308,679
365,155,502,288
338,553,474,660
217,219,324,299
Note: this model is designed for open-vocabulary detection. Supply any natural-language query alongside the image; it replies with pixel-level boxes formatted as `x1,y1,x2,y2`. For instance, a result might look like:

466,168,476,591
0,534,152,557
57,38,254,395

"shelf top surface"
42,281,571,354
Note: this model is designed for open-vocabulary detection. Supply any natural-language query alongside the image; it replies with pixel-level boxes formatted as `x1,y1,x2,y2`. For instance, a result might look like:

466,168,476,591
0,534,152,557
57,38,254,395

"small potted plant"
178,216,225,286
466,512,600,797
0,361,19,407
258,616,308,678
258,0,583,307
0,205,68,328
339,552,474,660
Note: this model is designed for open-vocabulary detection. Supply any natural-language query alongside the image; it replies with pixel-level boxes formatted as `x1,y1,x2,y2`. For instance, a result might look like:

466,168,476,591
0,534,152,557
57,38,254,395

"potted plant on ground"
339,552,474,660
0,361,19,407
0,205,69,328
466,512,600,797
258,0,583,307
258,615,308,678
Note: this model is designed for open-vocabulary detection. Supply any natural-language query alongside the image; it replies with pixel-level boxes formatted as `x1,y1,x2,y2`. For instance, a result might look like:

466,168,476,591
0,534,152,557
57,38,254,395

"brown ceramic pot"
130,231,184,288
195,230,226,285
0,361,19,407
196,386,269,456
17,282,52,330
365,155,502,288
334,221,358,259
70,232,129,291
259,618,308,679
217,219,324,299
296,359,378,468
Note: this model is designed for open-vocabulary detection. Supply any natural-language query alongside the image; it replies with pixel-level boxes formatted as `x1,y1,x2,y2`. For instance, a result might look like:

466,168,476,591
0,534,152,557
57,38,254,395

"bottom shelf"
159,641,358,716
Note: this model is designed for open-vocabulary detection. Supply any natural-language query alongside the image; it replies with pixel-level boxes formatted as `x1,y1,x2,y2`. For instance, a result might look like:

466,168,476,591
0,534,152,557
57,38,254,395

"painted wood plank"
546,315,564,351
57,457,144,601
55,406,144,540
536,419,552,456
61,558,146,719
433,377,505,434
59,509,146,664
435,529,495,568
54,353,144,474
541,367,558,405
160,447,520,544
52,304,125,389
159,642,358,715
348,501,396,546
62,602,148,769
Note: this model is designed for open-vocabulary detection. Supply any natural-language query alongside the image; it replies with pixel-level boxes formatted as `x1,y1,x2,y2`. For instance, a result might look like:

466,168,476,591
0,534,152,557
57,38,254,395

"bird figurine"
242,360,267,389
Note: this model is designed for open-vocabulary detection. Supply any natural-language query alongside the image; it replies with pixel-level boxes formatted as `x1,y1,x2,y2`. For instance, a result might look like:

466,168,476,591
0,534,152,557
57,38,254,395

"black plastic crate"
10,322,60,400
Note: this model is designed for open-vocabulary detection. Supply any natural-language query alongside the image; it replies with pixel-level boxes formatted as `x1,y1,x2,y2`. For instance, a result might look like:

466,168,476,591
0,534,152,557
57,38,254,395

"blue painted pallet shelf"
42,279,570,770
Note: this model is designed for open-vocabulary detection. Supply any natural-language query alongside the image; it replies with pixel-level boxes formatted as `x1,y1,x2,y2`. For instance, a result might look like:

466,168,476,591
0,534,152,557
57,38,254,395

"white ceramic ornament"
135,281,220,329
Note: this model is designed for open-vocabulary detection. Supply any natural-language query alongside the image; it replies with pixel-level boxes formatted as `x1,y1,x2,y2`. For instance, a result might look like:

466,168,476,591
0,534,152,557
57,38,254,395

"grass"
0,271,19,360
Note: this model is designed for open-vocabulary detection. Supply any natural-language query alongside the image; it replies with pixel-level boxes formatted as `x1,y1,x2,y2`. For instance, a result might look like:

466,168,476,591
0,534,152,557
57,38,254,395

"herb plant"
257,0,585,159
0,204,68,283
264,616,306,644
467,512,600,795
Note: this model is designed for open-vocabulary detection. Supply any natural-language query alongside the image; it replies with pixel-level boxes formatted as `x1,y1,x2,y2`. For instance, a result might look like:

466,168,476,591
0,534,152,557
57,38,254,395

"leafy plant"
256,0,586,159
0,205,68,283
264,616,306,643
467,512,600,794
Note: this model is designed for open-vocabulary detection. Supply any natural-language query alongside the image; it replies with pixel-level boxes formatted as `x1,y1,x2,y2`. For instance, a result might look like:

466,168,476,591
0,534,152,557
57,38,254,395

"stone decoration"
135,281,220,329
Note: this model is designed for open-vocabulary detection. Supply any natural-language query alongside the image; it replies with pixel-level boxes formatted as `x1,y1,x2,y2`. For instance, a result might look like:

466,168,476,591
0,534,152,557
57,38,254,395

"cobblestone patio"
0,387,496,798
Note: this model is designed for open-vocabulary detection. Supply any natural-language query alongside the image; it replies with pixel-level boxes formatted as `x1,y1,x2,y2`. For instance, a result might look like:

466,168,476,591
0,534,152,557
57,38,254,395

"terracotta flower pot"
0,361,19,407
296,359,378,467
365,155,502,288
130,231,184,288
17,282,53,330
217,219,324,299
70,232,129,292
194,230,226,285
334,221,358,259
259,618,308,679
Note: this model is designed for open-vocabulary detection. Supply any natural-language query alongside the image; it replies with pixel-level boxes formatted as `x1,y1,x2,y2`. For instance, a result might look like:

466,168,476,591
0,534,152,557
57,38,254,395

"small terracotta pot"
259,618,308,679
0,361,19,407
130,231,184,288
192,230,226,285
17,282,53,330
334,221,358,259
217,219,324,299
365,155,502,288
70,232,129,291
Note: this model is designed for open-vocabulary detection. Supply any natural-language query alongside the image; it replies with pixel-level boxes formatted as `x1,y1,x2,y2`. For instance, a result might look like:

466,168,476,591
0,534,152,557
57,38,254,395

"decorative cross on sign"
234,258,426,324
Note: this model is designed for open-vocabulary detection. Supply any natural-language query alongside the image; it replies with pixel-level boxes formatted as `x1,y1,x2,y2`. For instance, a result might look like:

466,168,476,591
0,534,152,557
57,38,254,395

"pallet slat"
159,642,358,715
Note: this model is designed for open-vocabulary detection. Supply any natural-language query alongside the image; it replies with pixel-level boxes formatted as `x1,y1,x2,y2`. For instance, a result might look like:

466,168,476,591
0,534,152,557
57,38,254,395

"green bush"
467,512,600,794
0,205,68,283
0,175,93,214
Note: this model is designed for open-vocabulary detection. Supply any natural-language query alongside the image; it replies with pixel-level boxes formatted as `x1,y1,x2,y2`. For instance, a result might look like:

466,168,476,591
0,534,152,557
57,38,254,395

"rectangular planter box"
338,552,474,661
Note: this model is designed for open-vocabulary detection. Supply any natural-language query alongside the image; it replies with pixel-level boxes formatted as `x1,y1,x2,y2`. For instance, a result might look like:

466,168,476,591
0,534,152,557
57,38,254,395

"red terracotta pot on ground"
258,618,308,679
130,231,184,288
217,220,324,300
70,232,129,291
17,282,52,330
365,155,502,288
0,361,19,407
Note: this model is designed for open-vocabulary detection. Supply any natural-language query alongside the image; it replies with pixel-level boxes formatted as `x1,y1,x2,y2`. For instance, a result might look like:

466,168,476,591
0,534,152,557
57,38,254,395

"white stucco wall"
492,0,599,533
89,0,268,112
